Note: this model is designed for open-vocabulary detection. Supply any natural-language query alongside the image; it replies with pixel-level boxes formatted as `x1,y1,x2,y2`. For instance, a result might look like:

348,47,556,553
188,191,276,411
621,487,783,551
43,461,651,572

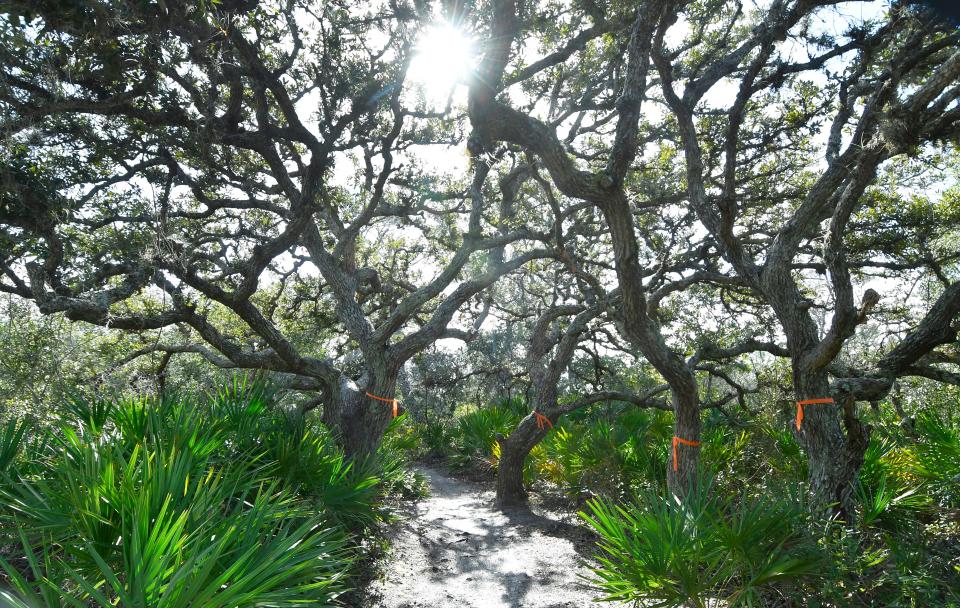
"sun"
407,24,475,102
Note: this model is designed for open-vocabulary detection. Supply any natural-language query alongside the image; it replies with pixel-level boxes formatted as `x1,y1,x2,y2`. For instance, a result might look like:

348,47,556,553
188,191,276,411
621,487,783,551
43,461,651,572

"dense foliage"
0,378,420,606
403,391,960,606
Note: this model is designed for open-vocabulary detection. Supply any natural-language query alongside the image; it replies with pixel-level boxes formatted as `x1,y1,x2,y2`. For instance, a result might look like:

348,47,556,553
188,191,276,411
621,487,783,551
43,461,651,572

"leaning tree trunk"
495,412,552,507
793,367,870,521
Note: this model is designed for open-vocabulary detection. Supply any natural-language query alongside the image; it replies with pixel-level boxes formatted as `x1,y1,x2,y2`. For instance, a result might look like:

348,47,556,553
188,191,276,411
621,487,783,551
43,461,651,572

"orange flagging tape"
365,392,399,418
795,397,834,430
533,411,553,430
672,436,701,472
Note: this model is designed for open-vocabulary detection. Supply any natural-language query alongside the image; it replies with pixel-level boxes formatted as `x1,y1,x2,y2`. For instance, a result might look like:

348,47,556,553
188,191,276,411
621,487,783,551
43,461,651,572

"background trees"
651,0,960,516
1,0,960,605
464,0,960,513
0,0,958,514
0,0,557,455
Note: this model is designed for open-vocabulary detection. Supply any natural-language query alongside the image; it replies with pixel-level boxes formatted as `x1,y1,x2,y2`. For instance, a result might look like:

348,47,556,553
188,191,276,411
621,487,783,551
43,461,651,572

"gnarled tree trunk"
793,368,869,520
495,412,551,507
322,367,400,458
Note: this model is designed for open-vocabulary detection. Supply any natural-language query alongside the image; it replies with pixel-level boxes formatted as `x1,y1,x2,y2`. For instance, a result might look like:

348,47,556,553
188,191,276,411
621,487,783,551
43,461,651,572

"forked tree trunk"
495,412,551,507
794,368,870,521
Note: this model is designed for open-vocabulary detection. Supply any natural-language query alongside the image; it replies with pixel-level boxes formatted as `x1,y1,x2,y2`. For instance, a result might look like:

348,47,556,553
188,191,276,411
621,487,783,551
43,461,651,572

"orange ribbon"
672,436,701,472
365,392,399,418
533,411,553,430
795,397,834,430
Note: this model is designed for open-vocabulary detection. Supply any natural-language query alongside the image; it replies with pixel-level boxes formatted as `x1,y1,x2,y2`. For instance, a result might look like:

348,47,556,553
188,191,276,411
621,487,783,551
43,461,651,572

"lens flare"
407,24,475,102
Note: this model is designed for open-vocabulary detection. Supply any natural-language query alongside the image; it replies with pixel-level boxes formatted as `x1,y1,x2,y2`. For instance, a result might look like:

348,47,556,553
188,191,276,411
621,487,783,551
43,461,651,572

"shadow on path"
363,465,612,608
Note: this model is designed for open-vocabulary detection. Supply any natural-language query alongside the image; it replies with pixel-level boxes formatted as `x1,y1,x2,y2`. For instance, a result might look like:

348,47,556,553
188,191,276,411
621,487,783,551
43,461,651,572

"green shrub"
581,481,824,607
536,407,672,499
450,404,521,471
416,418,455,457
2,471,349,607
0,378,412,605
0,418,28,474
911,411,960,506
752,418,807,483
854,435,930,531
380,413,422,455
377,416,429,499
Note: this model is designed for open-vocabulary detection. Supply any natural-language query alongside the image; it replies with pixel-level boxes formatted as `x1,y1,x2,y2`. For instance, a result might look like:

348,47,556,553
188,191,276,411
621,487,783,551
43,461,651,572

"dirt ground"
361,465,613,608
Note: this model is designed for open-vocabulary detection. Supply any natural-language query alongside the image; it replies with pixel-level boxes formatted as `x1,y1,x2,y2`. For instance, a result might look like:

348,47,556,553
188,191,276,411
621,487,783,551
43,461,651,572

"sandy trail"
364,465,609,608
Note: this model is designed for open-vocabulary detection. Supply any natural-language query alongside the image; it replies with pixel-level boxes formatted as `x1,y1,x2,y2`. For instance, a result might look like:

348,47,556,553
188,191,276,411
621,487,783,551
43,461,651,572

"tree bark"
596,194,704,496
493,304,601,508
495,412,550,507
666,375,702,495
793,368,869,520
322,368,400,458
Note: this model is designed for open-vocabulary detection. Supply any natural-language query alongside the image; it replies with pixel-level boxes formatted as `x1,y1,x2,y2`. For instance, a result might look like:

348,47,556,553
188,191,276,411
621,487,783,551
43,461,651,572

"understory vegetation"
2,377,957,606
0,378,422,607
401,391,960,607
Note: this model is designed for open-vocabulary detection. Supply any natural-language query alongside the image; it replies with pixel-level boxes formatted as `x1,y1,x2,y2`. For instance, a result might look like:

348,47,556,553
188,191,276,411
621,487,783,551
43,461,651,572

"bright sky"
13,1,948,371
406,23,477,106
372,1,948,352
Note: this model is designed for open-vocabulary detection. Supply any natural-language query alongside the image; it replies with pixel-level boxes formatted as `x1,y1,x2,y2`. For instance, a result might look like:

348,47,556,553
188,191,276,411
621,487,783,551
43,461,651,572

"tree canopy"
1,0,959,513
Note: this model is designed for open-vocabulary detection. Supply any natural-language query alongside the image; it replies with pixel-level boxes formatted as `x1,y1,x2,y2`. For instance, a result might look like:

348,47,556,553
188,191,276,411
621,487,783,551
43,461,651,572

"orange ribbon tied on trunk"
795,397,834,431
365,392,399,418
672,436,701,472
533,411,553,430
